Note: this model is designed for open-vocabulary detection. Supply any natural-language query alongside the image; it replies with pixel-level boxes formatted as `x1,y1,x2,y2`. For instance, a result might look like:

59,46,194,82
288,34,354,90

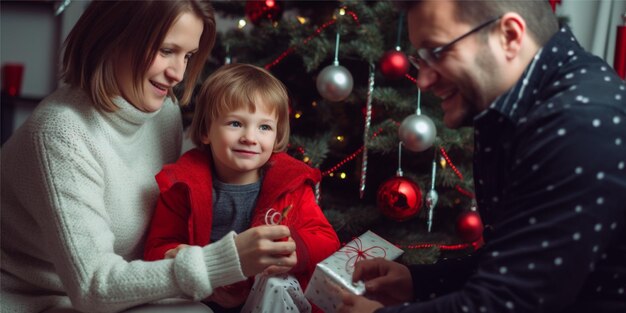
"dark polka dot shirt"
377,26,626,313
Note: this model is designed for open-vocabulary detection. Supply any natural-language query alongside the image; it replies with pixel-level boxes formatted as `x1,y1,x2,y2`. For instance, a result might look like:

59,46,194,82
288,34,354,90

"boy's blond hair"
190,63,291,152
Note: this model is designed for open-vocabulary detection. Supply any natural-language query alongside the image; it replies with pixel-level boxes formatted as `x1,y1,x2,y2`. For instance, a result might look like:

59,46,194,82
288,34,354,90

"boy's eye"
227,121,242,127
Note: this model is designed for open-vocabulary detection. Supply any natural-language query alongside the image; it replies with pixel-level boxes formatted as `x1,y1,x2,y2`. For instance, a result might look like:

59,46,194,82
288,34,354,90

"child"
144,63,340,312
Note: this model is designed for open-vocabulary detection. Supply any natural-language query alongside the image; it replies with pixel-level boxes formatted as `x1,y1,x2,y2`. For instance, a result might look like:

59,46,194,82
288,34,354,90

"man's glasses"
408,16,502,70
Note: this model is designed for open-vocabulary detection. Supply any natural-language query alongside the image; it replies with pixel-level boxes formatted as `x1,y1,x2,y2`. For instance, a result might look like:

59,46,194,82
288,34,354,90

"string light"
238,19,247,29
294,111,302,119
339,172,347,179
336,135,344,142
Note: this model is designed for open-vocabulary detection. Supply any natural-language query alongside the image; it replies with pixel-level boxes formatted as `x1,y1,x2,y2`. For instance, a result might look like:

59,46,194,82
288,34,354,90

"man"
339,1,626,312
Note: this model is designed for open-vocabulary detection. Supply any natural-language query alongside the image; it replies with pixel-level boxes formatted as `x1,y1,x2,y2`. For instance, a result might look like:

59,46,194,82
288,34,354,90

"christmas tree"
188,0,482,264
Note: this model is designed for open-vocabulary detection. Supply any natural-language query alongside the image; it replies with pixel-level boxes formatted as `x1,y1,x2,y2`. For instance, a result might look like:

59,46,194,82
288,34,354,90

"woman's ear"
498,12,526,60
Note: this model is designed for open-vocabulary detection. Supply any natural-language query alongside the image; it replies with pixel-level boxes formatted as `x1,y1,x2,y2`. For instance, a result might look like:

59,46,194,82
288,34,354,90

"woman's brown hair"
61,0,216,111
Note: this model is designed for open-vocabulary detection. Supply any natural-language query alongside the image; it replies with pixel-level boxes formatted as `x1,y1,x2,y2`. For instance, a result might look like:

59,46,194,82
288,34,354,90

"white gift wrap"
241,273,311,313
304,230,404,313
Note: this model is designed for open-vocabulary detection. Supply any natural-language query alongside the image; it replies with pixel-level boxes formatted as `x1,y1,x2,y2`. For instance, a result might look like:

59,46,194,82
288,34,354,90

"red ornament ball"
245,0,283,25
376,176,422,221
379,50,410,80
456,211,484,242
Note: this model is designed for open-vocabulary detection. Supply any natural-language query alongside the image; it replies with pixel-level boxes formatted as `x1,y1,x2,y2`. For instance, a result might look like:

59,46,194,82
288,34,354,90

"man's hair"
396,0,559,46
61,0,216,112
189,63,291,152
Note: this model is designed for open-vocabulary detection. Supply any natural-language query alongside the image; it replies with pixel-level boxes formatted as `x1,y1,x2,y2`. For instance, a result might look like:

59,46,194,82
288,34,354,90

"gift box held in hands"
304,230,404,313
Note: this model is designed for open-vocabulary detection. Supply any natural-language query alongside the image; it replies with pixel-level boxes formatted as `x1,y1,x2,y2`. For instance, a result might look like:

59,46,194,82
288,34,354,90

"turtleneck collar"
107,96,163,135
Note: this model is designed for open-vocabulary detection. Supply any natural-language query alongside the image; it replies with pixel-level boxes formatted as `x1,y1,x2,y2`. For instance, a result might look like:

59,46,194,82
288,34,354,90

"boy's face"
203,99,278,184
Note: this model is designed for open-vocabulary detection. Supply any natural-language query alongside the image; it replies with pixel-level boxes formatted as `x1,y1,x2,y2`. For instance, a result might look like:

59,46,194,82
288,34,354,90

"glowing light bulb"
440,157,447,168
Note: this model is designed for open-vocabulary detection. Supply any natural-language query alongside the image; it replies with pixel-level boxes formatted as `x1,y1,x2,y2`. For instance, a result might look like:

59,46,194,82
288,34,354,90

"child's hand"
164,244,190,259
206,281,251,308
263,236,297,276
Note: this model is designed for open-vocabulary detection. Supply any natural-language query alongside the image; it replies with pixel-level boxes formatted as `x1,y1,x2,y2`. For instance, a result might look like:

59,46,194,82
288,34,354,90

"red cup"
2,63,24,97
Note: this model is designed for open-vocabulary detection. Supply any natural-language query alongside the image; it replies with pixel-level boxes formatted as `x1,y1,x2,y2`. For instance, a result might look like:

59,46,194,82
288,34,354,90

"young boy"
144,63,339,312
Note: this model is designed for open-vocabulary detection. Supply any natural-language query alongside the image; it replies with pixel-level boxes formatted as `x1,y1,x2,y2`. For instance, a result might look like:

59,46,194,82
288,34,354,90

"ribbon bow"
342,237,387,273
264,204,293,225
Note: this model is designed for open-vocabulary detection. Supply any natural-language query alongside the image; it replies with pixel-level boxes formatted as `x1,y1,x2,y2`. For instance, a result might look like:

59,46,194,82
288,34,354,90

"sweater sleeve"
17,125,246,312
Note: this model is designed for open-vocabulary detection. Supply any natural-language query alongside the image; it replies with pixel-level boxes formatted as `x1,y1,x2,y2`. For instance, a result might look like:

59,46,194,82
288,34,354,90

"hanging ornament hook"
334,33,341,66
396,141,404,177
395,12,405,51
416,88,422,115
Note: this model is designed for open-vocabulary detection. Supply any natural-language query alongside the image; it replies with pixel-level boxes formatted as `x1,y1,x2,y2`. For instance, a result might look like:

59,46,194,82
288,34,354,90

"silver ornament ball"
316,64,354,102
398,114,436,152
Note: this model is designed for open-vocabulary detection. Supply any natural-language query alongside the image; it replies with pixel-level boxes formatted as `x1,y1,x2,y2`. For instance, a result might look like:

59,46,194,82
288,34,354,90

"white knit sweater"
0,87,246,313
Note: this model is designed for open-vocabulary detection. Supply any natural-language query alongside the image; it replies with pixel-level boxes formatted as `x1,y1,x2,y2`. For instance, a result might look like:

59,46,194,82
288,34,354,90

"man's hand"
337,288,384,313
353,258,414,305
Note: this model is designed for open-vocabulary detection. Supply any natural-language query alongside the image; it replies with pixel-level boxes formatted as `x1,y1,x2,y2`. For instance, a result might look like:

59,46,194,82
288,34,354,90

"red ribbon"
342,237,387,273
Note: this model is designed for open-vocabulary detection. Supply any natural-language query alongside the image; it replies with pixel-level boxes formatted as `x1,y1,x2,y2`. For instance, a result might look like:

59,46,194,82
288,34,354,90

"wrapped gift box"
304,230,404,313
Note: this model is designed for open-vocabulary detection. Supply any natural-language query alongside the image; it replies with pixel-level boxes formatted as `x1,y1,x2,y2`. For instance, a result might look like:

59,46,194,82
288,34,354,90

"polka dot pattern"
397,24,625,313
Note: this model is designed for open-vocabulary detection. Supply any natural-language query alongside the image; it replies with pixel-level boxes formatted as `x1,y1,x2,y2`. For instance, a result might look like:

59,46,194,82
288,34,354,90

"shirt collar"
480,25,580,124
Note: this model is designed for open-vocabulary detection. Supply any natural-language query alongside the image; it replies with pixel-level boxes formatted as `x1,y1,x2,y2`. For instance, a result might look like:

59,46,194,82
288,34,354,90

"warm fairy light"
294,111,302,119
265,0,275,7
340,172,347,179
311,101,318,107
329,173,335,177
238,19,247,29
336,135,344,142
339,8,346,15
303,156,310,163
440,157,447,168
297,16,307,24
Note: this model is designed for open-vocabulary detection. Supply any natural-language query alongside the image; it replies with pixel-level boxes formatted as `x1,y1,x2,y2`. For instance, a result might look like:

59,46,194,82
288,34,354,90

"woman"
0,1,296,312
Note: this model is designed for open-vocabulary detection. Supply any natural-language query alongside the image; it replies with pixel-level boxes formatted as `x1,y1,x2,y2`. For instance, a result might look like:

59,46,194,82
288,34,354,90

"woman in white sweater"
0,1,297,312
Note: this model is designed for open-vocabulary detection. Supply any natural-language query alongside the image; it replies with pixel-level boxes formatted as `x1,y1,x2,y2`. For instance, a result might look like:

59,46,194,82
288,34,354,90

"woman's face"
116,12,203,112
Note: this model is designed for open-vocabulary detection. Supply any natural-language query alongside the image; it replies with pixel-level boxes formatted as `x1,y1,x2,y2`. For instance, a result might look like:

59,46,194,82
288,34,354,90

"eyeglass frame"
408,15,503,70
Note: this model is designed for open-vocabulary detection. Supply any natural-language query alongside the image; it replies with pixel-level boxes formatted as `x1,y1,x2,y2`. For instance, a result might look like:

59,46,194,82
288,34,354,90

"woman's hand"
164,244,190,259
206,281,251,308
235,225,296,277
